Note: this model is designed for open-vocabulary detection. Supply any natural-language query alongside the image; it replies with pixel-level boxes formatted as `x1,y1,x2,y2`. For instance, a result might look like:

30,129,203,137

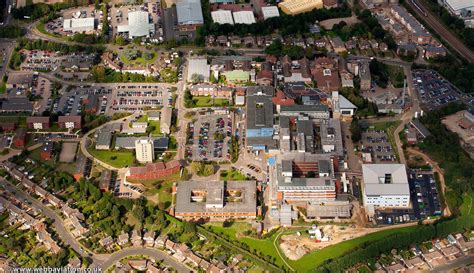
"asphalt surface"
96,247,193,272
406,0,474,63
430,255,474,272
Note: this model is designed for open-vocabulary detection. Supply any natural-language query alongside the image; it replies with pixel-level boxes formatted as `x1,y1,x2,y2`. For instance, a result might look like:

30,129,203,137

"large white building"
261,6,280,20
233,11,256,25
187,58,210,82
362,164,410,208
211,10,234,25
117,11,155,38
135,138,155,163
63,18,95,33
440,0,474,28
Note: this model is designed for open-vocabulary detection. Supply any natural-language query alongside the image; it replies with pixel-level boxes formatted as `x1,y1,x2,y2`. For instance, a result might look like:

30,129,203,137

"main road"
406,0,474,63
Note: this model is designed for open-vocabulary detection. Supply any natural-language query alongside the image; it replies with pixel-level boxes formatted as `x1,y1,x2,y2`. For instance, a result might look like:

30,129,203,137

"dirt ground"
59,142,78,163
319,16,360,30
280,222,418,260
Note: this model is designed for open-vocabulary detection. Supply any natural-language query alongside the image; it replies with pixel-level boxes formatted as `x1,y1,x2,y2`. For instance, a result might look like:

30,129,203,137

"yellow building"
278,0,324,15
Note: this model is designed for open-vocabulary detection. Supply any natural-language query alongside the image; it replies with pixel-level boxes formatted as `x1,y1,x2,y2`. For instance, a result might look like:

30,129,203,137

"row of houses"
1,162,89,237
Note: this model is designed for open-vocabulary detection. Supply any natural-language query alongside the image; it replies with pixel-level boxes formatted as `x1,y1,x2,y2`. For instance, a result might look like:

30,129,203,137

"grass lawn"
193,96,230,107
461,192,474,216
88,148,135,168
119,51,157,66
220,169,247,181
137,115,161,136
0,81,5,94
140,172,181,208
291,225,419,272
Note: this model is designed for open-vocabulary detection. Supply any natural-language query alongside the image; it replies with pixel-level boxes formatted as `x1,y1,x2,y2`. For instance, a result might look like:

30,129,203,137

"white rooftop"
445,0,474,12
187,58,210,82
362,164,410,196
117,10,155,38
212,10,234,25
176,0,204,25
233,11,256,25
63,18,95,31
262,6,280,20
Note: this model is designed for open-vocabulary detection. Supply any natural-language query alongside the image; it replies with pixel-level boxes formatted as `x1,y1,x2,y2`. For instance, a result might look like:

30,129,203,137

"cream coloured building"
278,0,323,15
135,139,155,164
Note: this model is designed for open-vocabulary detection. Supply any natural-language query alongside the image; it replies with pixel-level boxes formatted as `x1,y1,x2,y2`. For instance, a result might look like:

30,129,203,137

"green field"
220,169,247,181
137,114,161,136
88,148,135,168
119,51,157,66
461,192,474,216
193,96,230,107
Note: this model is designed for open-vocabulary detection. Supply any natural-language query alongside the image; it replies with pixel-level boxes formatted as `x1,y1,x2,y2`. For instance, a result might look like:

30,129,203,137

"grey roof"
176,0,204,25
391,5,430,36
280,104,328,113
96,129,112,147
297,120,314,136
153,137,169,149
307,203,352,218
246,86,274,97
246,89,274,130
282,160,293,173
319,160,331,174
410,119,431,138
362,164,410,196
148,111,160,118
0,98,33,112
279,116,290,129
175,181,256,215
115,136,140,149
339,95,357,109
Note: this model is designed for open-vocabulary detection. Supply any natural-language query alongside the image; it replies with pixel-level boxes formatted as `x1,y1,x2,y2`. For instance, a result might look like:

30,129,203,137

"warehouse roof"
117,11,155,38
262,6,280,20
176,0,204,25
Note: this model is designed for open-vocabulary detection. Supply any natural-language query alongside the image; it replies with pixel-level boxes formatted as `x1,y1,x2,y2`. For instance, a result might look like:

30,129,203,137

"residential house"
329,36,346,53
424,45,447,59
26,116,50,130
131,230,143,247
58,115,82,129
143,231,156,247
117,231,129,246
154,235,168,248
99,236,114,250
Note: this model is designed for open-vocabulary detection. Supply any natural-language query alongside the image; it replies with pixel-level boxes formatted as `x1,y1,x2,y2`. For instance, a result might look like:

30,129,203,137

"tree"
91,65,106,82
190,73,203,84
350,118,362,142
115,36,126,46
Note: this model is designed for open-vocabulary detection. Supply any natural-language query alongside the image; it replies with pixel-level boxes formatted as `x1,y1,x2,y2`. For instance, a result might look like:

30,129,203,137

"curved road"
97,247,193,272
406,0,474,63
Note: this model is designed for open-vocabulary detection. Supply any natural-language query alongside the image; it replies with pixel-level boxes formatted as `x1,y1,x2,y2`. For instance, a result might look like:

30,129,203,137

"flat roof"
117,10,154,38
262,6,280,20
175,180,256,214
362,164,410,196
176,0,204,25
445,0,474,12
187,58,210,82
246,88,274,130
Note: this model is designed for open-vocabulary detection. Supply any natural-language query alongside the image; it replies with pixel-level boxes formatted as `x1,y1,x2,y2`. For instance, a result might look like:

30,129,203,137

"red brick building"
127,160,181,181
26,116,50,130
58,115,82,129
0,122,16,132
13,128,27,148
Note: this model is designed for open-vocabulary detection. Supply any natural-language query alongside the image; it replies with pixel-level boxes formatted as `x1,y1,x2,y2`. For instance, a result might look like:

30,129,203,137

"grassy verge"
36,22,64,39
193,96,230,107
88,148,135,168
220,169,247,181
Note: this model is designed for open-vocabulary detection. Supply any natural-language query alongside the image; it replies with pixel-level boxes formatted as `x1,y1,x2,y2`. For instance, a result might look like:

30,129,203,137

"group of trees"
196,2,351,45
191,161,216,176
12,3,70,21
16,38,104,55
331,9,396,49
369,59,389,88
265,39,311,59
0,25,24,38
418,103,473,212
314,215,474,273
91,65,159,83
